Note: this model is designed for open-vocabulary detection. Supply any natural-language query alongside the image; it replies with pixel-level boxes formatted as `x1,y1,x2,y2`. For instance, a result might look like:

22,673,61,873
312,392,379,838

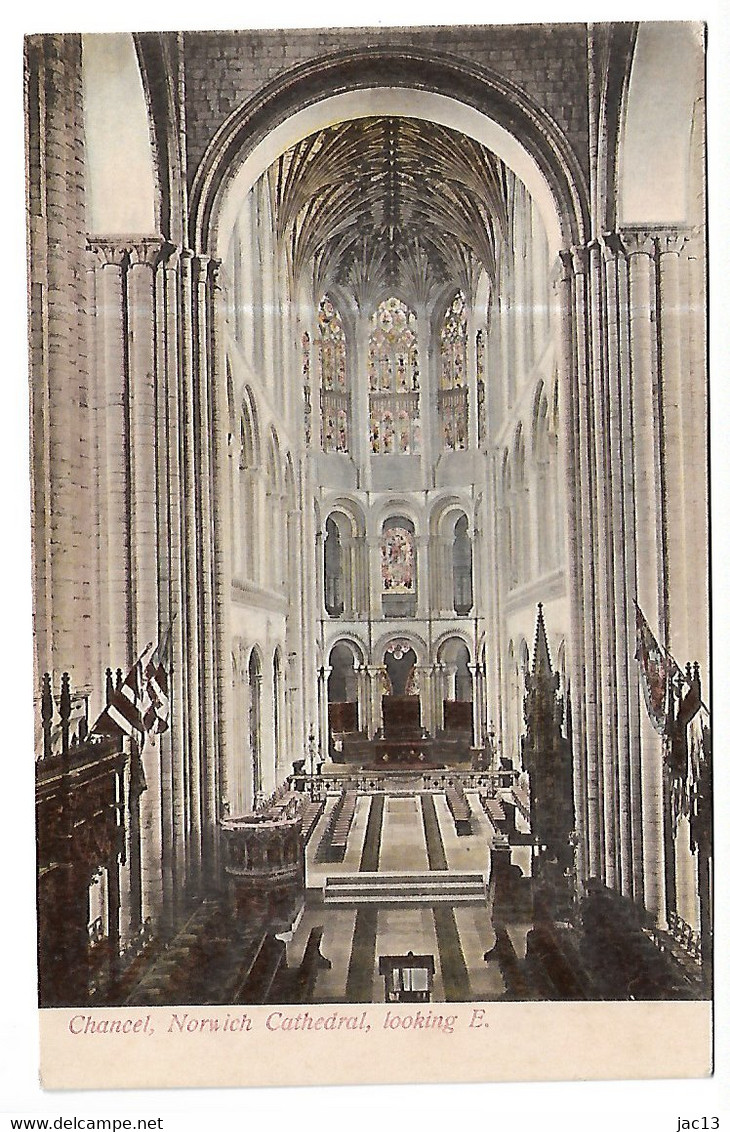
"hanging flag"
142,625,172,739
92,643,154,745
634,602,672,735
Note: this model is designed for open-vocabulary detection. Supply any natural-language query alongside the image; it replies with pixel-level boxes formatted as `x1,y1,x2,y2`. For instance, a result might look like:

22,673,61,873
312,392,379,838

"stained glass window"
381,525,415,593
369,297,420,455
318,296,349,452
439,292,468,451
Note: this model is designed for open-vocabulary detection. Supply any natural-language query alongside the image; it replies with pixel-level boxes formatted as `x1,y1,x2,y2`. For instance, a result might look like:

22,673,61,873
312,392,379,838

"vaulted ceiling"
267,117,511,310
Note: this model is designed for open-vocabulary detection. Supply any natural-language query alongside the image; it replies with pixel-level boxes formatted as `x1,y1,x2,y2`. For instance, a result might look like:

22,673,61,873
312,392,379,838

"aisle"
288,785,505,1003
378,794,429,872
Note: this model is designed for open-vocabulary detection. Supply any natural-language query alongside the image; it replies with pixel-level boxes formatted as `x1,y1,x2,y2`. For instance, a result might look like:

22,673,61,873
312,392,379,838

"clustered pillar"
560,228,706,928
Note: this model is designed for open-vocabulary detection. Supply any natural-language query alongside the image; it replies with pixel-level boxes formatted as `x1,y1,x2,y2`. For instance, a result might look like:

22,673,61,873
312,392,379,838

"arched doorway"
327,640,362,757
382,638,420,740
437,637,473,744
198,66,577,791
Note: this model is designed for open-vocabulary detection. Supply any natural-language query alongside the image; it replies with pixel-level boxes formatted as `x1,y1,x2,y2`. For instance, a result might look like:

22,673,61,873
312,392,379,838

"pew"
445,780,472,835
315,791,357,862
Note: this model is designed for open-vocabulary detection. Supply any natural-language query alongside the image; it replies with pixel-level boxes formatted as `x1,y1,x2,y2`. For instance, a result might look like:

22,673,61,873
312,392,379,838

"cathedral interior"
27,23,712,1009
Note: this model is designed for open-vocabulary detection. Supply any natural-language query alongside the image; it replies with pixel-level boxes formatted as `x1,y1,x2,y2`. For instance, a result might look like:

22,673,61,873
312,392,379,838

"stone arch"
241,385,261,467
429,494,473,534
327,635,366,667
283,452,296,507
433,627,473,658
371,495,424,537
437,635,472,703
374,629,428,668
430,500,474,618
266,425,282,494
327,640,360,705
531,379,548,458
325,496,366,537
191,51,588,258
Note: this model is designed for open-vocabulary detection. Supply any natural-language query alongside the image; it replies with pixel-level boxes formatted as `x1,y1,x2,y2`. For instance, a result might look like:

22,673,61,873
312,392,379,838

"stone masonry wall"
181,24,590,188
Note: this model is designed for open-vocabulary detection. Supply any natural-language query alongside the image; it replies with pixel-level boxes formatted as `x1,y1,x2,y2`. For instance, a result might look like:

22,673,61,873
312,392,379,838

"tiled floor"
289,790,508,1002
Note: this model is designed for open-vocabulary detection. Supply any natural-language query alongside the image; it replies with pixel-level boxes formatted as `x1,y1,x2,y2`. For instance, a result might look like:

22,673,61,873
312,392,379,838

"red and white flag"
92,643,154,745
92,626,172,746
142,627,172,739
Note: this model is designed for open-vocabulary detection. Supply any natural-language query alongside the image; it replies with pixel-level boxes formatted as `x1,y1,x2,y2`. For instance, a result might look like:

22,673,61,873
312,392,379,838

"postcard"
26,19,712,1090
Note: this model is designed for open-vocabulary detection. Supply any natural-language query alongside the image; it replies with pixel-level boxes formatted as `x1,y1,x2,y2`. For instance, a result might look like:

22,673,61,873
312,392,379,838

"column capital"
192,253,211,285
157,241,181,270
569,244,592,276
620,227,658,258
556,249,574,284
86,237,130,269
653,229,693,257
601,231,627,261
127,237,168,268
87,235,173,269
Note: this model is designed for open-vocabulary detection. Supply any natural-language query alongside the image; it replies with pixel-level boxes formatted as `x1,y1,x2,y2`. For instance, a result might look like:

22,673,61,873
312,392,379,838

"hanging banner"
634,604,671,735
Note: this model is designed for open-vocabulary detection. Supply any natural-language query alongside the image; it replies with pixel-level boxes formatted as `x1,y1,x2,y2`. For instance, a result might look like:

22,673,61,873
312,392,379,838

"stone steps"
323,871,487,905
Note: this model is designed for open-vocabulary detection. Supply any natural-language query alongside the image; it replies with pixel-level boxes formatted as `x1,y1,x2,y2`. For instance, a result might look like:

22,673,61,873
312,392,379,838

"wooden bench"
446,781,472,836
316,791,357,862
300,798,325,845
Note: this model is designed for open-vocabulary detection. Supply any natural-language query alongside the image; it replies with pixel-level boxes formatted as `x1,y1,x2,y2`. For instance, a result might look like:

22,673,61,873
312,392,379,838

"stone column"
318,665,332,760
587,238,619,890
443,664,457,704
178,249,203,892
127,239,164,927
352,310,370,480
415,535,429,617
603,233,637,901
467,662,480,747
367,666,385,736
432,663,445,732
418,666,433,734
352,534,367,616
29,35,93,696
554,251,585,889
368,536,383,619
88,240,132,675
682,232,709,677
209,260,234,874
623,228,666,924
354,663,368,735
192,254,220,885
571,244,602,881
655,231,692,662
